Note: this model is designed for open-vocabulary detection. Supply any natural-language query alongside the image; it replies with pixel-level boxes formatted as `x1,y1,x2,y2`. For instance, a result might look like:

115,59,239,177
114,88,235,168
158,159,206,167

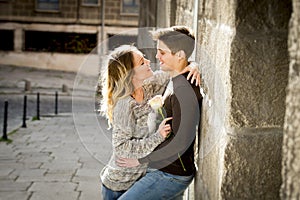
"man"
117,26,203,200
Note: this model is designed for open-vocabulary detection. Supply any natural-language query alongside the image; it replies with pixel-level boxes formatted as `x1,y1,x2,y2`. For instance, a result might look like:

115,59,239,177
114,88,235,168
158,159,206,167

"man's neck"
169,59,189,77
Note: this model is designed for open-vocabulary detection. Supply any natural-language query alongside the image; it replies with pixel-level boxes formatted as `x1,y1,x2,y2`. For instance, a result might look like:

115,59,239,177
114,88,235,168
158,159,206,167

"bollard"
24,80,31,92
36,92,40,120
62,84,69,93
22,95,27,128
55,91,58,115
2,101,8,140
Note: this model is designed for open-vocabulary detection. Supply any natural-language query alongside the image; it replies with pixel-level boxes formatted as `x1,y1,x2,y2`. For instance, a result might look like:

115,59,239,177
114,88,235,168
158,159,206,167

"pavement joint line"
0,65,106,200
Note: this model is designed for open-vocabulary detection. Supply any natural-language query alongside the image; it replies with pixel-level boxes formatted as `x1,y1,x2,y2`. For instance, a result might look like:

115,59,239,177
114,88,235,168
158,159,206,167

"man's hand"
116,157,140,168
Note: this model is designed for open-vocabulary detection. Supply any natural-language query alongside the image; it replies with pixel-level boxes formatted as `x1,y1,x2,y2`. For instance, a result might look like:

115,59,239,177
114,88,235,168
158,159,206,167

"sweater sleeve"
143,70,170,95
112,98,165,159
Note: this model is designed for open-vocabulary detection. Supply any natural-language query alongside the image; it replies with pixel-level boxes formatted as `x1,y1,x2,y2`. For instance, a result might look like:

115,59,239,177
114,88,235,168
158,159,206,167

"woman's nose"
145,58,150,65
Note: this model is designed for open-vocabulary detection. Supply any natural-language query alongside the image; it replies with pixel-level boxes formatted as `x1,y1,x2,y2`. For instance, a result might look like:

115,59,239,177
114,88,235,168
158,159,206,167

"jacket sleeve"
112,98,165,159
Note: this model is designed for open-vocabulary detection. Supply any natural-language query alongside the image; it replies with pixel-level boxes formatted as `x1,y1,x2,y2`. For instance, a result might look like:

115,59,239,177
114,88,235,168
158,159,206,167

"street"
0,93,96,134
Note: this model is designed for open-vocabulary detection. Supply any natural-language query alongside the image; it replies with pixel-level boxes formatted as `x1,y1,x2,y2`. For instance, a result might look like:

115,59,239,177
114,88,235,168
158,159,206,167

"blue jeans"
118,168,194,200
101,184,126,200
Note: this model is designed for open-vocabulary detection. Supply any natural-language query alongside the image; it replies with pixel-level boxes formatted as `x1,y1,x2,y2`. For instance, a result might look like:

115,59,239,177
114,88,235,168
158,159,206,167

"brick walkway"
0,114,106,200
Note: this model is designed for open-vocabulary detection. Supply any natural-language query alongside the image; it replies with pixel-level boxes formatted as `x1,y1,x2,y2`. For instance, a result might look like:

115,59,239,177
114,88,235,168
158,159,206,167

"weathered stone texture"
194,0,292,199
194,0,236,199
222,128,282,200
230,0,291,127
281,0,300,199
175,0,194,28
222,0,291,199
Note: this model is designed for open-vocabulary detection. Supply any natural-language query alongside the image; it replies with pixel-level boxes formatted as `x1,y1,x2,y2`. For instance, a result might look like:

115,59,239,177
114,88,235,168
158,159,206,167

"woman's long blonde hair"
99,45,138,126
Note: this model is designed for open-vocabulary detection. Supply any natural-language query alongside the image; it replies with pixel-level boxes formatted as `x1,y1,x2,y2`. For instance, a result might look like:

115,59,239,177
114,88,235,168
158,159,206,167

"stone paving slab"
30,191,80,200
0,180,31,191
0,64,95,94
0,191,31,200
0,114,105,200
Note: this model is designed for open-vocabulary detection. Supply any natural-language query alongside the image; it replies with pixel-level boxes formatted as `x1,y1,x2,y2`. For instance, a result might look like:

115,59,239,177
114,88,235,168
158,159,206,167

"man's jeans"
101,184,125,200
118,168,194,200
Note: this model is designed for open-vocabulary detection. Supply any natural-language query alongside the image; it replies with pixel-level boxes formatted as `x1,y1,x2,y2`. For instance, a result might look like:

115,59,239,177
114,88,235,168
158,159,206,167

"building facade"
0,0,139,74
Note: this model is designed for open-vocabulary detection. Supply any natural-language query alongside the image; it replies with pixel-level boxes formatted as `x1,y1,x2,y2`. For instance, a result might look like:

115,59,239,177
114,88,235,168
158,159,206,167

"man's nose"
155,52,160,59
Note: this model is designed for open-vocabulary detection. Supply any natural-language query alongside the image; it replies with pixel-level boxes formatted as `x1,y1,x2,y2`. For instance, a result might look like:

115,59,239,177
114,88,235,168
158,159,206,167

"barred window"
0,30,14,51
121,0,139,15
36,0,59,11
24,31,97,54
82,0,98,6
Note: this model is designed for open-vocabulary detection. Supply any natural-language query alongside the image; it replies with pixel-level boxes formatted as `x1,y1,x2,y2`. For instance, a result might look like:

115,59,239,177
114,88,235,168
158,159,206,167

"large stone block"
221,128,282,199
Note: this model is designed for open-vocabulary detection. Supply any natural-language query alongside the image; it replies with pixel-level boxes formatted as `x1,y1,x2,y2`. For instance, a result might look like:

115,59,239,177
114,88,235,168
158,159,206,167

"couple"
99,26,203,200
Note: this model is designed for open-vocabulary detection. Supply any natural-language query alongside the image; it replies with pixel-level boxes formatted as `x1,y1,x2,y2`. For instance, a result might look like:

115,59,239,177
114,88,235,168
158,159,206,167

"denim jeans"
118,168,194,200
101,184,126,200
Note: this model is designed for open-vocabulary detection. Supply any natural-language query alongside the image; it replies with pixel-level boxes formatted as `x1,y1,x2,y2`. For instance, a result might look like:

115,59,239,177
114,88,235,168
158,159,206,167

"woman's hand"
116,157,140,168
181,61,201,86
158,117,172,138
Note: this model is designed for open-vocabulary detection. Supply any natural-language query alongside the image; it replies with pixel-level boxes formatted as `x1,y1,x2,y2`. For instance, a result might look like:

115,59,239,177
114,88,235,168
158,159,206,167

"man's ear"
177,50,186,59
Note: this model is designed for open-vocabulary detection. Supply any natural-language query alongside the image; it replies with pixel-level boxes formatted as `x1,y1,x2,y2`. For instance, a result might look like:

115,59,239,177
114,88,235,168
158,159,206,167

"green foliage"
51,35,95,53
0,137,13,144
32,116,39,121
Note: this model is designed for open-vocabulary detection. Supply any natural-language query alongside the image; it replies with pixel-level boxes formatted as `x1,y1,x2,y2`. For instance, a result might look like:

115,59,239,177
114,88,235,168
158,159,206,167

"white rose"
148,95,164,110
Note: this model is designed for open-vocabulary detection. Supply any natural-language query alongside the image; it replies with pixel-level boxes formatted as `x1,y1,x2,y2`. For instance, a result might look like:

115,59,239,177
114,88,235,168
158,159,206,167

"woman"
99,44,200,200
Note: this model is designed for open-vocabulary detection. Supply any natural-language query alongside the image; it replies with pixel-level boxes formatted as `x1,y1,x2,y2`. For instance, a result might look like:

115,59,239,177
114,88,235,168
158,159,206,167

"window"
121,0,139,15
36,0,59,11
82,0,98,6
0,30,14,51
24,31,97,54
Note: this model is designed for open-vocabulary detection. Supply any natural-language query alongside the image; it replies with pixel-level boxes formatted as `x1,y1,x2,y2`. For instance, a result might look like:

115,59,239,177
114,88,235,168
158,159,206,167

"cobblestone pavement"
0,64,109,200
0,113,108,200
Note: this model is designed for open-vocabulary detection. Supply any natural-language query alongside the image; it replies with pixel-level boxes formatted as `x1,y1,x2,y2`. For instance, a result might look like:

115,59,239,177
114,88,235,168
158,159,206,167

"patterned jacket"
100,71,169,191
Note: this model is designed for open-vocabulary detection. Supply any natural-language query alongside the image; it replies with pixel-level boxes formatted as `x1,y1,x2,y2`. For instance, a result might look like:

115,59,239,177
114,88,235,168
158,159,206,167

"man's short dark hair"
151,26,195,59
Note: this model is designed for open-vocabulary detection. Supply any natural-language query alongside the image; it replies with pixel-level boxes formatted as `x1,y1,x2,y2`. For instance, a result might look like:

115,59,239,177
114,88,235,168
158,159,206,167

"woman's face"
132,50,153,81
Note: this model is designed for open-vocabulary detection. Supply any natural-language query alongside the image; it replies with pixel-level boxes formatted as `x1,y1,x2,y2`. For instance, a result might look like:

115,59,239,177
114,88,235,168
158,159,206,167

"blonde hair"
99,45,138,126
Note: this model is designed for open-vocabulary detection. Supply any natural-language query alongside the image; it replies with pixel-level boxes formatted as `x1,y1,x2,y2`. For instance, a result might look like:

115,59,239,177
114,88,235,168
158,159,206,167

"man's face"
156,40,177,72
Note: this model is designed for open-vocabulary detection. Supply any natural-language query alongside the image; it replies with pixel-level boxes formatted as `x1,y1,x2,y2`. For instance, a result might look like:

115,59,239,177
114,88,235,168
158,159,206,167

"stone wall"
280,0,300,199
175,0,195,28
184,0,291,199
222,1,291,199
195,0,236,198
